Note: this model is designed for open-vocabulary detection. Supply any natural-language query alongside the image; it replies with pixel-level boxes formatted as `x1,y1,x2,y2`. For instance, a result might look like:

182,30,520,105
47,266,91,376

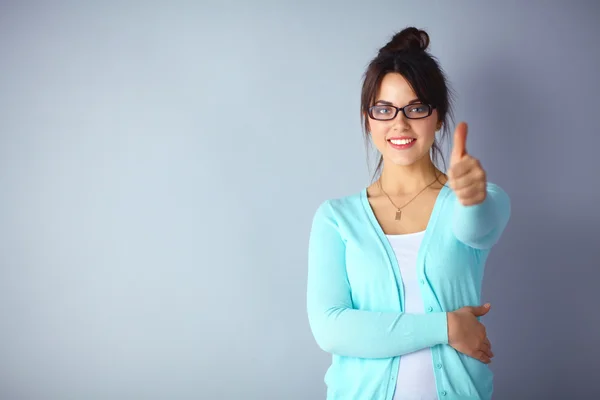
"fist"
448,122,487,206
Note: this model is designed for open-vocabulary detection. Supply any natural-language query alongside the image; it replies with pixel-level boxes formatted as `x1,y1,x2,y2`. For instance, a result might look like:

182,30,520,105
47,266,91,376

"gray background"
1,1,599,399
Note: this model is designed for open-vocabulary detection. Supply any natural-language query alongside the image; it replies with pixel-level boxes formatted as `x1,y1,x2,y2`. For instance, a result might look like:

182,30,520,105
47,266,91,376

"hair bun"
379,27,430,55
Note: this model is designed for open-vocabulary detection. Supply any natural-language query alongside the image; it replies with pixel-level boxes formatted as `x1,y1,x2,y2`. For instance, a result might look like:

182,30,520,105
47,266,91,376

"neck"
378,156,442,195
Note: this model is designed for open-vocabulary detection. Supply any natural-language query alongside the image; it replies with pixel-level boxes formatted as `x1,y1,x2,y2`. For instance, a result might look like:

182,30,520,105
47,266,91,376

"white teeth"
390,138,414,145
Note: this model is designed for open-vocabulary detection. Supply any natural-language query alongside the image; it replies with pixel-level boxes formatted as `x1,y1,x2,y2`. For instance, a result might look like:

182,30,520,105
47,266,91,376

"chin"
384,151,428,167
387,158,420,167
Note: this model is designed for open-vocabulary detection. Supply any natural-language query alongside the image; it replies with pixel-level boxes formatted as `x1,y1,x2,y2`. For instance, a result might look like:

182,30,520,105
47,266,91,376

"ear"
436,122,443,131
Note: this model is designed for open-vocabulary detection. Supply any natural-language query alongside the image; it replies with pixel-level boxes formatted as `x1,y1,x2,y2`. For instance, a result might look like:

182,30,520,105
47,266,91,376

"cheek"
421,130,437,144
368,120,387,134
416,121,438,143
368,123,390,148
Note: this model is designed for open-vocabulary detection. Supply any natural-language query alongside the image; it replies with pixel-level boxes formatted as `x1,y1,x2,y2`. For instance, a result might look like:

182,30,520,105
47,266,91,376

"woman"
307,27,511,400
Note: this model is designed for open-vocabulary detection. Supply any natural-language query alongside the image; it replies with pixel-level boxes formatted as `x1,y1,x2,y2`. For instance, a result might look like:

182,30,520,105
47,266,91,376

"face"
367,73,441,167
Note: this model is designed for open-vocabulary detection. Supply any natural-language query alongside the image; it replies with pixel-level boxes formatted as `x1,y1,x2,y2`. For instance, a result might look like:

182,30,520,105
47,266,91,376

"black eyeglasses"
368,103,435,120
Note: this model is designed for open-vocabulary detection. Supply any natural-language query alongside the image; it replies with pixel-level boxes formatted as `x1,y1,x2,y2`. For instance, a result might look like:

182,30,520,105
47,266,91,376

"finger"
449,166,478,191
457,196,485,207
484,337,492,351
481,341,494,359
454,183,487,206
471,303,491,317
454,182,486,200
449,157,484,186
477,351,492,364
448,158,472,181
450,122,468,166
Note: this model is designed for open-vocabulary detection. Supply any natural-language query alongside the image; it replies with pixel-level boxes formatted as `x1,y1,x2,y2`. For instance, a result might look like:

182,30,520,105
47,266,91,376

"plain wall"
1,1,599,399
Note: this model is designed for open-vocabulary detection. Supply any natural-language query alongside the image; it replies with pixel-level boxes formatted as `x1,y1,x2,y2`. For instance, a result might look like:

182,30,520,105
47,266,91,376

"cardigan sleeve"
451,182,511,250
306,200,449,359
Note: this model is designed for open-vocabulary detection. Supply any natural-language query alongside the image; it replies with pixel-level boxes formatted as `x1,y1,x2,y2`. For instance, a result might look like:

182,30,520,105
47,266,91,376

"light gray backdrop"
1,1,599,399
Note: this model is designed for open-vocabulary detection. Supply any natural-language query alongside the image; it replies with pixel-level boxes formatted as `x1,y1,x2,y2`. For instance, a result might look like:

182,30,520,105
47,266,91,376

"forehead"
376,73,417,104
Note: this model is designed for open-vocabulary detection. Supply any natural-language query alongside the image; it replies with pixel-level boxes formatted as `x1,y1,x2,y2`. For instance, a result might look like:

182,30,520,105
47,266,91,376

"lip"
387,137,417,150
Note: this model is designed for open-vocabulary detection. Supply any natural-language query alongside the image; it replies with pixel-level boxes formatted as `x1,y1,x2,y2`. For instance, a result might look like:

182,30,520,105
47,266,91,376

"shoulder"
311,189,365,224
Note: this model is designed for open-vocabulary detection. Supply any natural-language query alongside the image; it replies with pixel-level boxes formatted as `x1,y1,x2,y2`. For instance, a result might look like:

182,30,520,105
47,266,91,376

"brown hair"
360,27,456,182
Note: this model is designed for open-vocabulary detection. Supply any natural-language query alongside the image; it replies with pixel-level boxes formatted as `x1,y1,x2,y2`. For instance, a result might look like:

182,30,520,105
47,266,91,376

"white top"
387,231,438,400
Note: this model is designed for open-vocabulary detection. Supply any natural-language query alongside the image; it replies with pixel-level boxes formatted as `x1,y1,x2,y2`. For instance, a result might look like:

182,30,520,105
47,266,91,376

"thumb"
471,303,491,317
450,122,468,165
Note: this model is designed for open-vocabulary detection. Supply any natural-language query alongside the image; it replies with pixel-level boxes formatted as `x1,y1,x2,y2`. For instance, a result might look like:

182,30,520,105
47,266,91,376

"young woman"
307,27,511,400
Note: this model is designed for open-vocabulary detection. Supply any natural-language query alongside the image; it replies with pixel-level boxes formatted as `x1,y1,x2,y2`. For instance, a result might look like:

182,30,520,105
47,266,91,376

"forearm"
307,306,448,358
452,182,511,249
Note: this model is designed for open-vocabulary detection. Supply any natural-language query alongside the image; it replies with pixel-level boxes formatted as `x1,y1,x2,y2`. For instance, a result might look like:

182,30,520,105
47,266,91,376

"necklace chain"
377,176,439,221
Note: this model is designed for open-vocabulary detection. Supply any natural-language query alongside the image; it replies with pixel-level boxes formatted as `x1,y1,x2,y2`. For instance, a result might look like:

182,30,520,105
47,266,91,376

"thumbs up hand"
448,122,487,206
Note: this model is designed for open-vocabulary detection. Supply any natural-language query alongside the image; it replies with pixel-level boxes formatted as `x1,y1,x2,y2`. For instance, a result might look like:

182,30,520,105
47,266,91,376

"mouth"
387,137,417,149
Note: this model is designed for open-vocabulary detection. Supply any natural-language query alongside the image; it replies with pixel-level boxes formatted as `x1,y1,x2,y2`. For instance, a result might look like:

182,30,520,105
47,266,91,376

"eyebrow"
375,99,421,106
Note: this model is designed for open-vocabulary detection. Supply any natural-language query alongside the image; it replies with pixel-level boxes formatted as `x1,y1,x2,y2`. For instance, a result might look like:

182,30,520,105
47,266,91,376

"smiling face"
367,72,441,167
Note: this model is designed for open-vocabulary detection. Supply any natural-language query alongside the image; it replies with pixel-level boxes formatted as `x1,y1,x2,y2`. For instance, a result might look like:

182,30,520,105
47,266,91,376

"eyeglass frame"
367,102,437,120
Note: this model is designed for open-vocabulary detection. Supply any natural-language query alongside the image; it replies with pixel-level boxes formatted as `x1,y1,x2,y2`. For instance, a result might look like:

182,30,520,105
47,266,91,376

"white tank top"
387,231,438,400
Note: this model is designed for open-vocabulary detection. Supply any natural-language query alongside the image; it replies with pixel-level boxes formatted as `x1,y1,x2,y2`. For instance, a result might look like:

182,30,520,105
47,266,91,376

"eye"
374,106,393,114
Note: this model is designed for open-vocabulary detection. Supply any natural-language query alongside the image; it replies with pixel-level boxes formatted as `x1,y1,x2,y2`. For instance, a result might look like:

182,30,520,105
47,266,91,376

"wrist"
447,311,455,344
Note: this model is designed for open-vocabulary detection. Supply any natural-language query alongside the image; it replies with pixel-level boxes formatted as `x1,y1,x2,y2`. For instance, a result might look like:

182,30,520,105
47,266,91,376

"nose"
392,110,411,130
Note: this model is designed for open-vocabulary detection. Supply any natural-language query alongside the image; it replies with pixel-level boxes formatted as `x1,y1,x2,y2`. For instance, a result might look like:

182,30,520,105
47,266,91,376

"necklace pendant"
395,209,402,221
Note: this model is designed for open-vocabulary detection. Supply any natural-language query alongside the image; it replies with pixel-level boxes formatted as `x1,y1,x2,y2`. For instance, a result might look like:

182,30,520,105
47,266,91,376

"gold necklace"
377,176,439,221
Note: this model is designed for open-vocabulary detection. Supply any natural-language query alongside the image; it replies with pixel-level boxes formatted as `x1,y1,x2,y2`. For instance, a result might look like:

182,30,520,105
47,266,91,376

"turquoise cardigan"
307,182,511,400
